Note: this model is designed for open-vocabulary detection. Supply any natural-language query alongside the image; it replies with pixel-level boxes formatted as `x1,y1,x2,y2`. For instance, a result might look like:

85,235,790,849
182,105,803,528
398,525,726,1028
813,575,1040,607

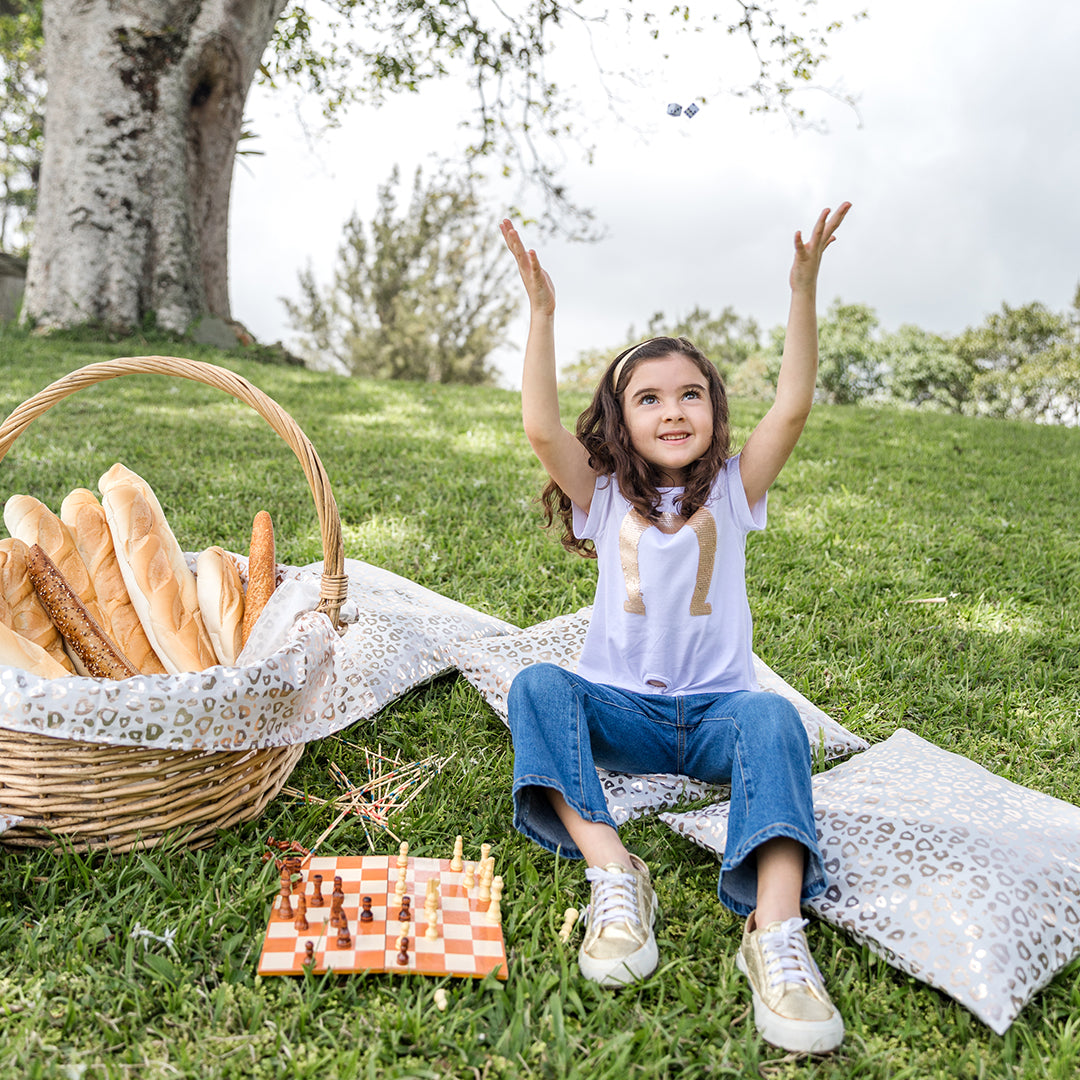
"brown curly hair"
541,336,732,557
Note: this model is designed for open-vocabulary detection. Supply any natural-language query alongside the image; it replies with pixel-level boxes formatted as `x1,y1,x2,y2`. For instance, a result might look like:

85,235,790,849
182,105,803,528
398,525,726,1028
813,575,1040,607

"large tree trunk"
24,0,287,333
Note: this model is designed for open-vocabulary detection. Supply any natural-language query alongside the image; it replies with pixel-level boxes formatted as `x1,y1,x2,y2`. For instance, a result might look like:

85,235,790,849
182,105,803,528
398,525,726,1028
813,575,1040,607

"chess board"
257,854,508,980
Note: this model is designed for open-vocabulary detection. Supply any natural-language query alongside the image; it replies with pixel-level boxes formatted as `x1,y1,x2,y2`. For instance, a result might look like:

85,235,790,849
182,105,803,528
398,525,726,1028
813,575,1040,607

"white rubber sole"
579,932,659,988
735,951,845,1054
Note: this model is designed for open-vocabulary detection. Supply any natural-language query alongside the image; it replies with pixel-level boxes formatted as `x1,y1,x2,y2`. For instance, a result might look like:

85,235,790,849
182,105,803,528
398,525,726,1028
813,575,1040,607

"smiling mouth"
659,433,690,442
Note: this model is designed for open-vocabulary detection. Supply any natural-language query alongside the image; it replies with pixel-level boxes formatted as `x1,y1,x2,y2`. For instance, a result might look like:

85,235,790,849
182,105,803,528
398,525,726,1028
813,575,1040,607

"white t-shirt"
571,454,766,695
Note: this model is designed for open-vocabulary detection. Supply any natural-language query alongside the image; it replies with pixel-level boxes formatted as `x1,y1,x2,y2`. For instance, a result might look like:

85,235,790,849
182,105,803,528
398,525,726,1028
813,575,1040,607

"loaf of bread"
26,544,138,680
4,494,113,645
0,536,74,672
196,547,245,666
241,510,276,647
99,465,216,674
0,619,71,678
99,464,199,612
61,488,167,675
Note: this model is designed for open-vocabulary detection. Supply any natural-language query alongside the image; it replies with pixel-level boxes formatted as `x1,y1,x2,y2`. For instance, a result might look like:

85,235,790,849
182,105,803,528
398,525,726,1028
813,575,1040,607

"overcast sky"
228,0,1080,388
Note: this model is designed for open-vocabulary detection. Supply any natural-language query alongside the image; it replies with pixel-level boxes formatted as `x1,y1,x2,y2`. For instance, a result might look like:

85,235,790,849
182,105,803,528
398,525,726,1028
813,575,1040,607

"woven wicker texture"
0,357,344,852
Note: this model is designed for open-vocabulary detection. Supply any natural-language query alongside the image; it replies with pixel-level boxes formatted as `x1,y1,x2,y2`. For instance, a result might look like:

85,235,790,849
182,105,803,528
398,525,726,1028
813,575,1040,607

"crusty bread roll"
196,546,245,666
0,619,71,678
99,466,216,674
60,488,167,675
241,510,276,647
0,536,74,672
4,494,113,645
25,544,138,680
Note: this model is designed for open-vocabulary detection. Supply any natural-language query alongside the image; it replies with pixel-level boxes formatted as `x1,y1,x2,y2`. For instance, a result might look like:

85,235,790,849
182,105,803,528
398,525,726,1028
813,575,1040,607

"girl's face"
620,353,714,486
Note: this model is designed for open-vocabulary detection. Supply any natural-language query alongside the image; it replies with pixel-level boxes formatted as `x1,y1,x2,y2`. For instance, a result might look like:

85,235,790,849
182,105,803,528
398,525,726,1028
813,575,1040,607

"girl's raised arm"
500,219,596,511
739,203,851,507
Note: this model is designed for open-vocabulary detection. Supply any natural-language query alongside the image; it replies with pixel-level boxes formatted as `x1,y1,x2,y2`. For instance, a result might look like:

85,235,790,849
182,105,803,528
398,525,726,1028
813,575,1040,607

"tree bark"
24,0,286,333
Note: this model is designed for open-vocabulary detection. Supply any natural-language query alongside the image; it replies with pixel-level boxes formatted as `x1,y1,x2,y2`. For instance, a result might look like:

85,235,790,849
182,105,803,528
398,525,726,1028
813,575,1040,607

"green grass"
1,326,1079,1078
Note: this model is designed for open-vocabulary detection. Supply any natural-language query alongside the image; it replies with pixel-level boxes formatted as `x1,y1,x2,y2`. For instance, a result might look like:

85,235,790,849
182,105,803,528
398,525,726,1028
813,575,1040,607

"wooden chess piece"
277,882,293,920
330,892,344,928
396,936,410,966
304,940,315,965
486,876,503,925
451,835,464,871
398,896,412,923
462,861,475,889
294,893,309,932
287,856,304,893
360,896,374,923
558,907,579,943
310,874,325,907
337,925,351,949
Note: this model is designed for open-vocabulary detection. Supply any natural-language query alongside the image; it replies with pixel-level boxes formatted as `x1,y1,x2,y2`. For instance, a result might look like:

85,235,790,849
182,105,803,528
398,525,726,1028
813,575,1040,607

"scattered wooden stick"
281,750,456,856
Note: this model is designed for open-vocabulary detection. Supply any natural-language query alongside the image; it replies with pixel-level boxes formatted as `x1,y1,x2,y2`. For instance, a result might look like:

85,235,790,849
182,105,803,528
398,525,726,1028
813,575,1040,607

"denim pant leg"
507,663,679,859
684,690,826,917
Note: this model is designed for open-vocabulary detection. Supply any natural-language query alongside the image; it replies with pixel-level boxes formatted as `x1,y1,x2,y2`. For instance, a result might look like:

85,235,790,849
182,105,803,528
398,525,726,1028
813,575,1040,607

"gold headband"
610,338,660,392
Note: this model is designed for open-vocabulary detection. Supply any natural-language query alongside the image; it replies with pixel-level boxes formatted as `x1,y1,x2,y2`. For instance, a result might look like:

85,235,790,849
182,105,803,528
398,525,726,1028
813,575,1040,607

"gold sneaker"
735,914,844,1054
578,854,658,987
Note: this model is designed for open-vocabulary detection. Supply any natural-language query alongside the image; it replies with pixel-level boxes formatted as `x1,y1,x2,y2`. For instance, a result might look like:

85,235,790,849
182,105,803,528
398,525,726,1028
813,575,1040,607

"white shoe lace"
758,917,823,991
583,865,642,928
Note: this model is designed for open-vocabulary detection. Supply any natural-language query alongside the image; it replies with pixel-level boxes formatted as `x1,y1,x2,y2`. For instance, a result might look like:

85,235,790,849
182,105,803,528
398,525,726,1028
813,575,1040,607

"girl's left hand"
790,202,851,293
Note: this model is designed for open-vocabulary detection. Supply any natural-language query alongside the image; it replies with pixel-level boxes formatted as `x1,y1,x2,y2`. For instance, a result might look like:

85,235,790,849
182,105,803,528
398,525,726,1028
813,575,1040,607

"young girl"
499,202,851,1056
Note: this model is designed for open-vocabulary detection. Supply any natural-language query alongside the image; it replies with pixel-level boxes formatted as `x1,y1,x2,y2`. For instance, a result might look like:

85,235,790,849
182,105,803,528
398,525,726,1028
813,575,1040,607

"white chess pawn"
486,876,504,925
462,861,475,889
558,907,579,943
451,835,464,872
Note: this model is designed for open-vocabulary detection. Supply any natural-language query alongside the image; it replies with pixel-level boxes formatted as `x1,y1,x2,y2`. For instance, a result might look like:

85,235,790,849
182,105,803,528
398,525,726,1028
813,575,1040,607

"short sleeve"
724,454,767,534
571,474,615,541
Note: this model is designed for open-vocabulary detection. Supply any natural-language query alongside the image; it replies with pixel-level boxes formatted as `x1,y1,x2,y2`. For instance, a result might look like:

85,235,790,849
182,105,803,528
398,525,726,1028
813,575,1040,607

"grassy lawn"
1,328,1078,1079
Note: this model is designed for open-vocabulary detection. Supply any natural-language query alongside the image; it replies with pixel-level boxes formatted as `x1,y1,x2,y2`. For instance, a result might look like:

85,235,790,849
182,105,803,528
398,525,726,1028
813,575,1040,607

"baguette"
0,536,74,672
25,544,138,680
4,494,113,643
100,468,216,674
241,510,276,647
61,488,167,675
0,619,71,678
99,464,199,612
196,546,245,666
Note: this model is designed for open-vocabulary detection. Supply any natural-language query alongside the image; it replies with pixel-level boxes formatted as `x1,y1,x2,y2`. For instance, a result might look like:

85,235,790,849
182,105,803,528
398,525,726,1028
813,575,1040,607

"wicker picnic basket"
0,356,347,853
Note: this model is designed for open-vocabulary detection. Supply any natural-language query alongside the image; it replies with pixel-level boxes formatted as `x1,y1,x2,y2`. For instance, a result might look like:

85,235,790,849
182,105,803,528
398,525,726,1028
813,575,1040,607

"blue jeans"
507,663,826,916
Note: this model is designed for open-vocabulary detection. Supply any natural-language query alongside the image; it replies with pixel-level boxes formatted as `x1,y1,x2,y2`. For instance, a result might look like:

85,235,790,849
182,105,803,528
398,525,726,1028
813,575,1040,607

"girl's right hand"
500,219,556,317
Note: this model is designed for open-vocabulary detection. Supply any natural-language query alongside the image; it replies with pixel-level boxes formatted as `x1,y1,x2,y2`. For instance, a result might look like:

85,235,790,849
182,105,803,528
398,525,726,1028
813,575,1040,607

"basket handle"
0,356,347,626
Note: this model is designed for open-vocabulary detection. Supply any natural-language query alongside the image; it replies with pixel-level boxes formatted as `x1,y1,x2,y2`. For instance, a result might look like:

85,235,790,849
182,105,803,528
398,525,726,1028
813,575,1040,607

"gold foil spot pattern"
618,508,716,617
